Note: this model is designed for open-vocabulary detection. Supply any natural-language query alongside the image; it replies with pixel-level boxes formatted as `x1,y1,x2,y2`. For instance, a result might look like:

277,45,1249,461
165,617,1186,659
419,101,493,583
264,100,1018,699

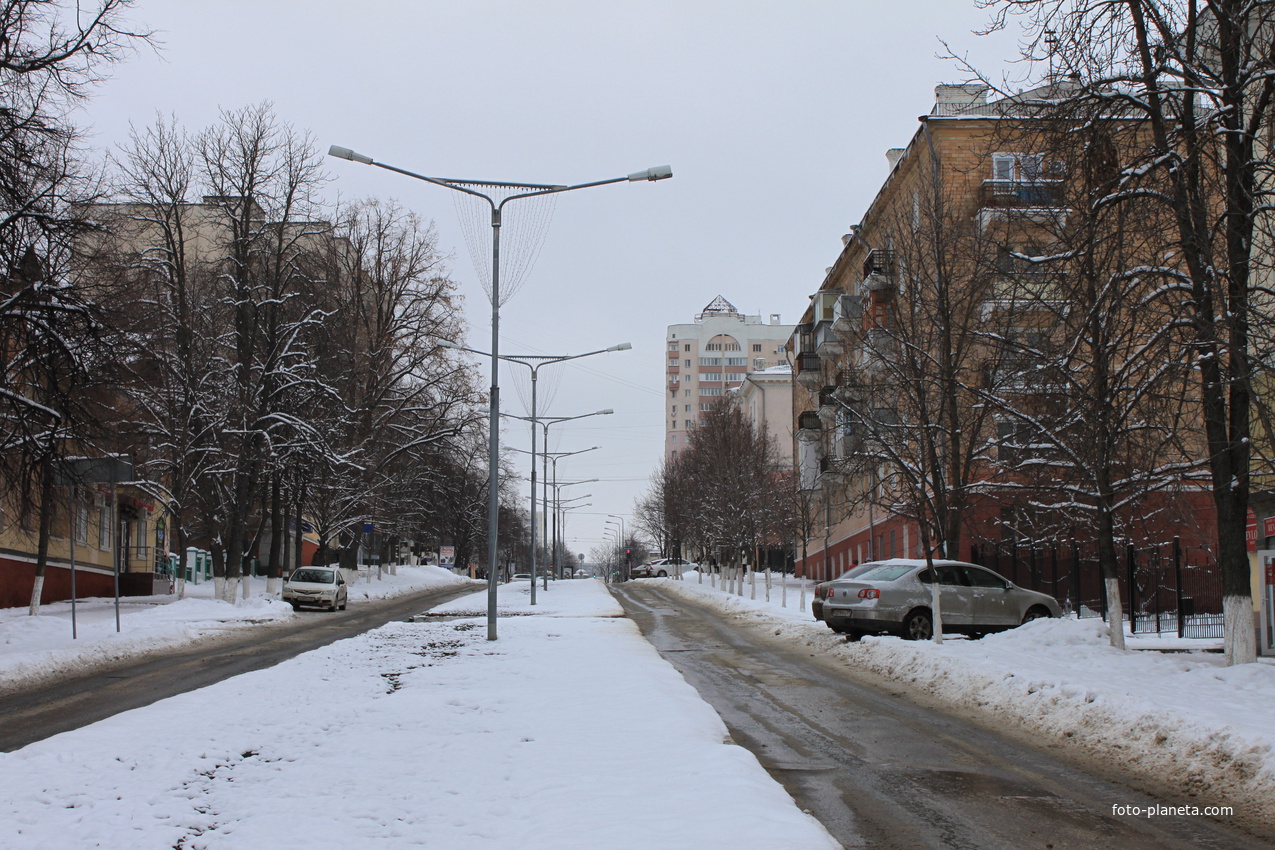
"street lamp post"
607,514,627,580
507,410,612,581
551,479,597,580
509,445,598,594
329,146,669,641
442,341,625,603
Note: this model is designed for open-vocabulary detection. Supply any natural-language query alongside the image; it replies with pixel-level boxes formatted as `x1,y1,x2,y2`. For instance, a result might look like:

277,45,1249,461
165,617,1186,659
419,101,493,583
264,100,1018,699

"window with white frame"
74,498,89,544
97,496,111,549
700,387,722,396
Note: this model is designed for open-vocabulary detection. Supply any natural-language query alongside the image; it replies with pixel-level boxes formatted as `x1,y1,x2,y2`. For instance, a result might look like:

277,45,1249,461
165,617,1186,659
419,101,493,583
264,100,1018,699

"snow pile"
0,564,480,696
643,573,1275,825
0,580,837,850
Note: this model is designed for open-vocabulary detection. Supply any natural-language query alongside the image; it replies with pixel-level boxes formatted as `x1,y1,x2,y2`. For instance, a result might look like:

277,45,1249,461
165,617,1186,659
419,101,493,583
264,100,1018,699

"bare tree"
974,0,1275,663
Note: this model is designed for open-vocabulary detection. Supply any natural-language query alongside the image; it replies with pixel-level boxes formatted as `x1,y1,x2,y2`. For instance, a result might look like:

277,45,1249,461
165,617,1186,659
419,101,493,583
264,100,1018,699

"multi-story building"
790,82,1216,585
665,297,792,460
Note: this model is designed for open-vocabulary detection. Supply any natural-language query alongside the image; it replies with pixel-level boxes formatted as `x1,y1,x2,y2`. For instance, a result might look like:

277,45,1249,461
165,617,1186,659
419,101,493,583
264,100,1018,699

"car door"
961,565,1015,627
919,565,973,627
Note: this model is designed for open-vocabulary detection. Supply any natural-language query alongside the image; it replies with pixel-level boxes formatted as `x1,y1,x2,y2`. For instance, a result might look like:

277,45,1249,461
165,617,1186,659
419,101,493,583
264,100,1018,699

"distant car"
510,573,532,582
819,559,1062,640
632,557,698,578
283,567,348,612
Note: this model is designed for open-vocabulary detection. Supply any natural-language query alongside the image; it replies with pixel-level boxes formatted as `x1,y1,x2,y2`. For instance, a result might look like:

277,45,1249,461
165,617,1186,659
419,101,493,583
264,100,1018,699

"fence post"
1173,536,1184,639
1071,543,1081,615
1127,543,1137,632
1051,543,1059,600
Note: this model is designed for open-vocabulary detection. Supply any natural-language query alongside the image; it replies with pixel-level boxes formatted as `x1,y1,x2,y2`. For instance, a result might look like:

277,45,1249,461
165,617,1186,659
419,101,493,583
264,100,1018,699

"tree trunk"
267,472,283,594
29,454,56,615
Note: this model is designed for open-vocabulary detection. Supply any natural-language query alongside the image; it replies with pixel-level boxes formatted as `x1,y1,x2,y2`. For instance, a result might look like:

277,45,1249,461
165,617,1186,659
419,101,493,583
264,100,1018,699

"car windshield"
291,569,333,584
851,563,917,583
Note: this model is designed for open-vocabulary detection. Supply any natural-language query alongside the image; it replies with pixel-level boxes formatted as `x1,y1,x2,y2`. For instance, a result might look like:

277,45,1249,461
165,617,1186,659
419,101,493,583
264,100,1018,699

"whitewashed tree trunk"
28,575,44,616
749,566,756,599
266,575,278,594
241,573,250,600
781,571,787,608
1223,595,1257,665
1105,577,1126,650
799,577,806,612
176,576,186,600
214,576,226,601
930,581,944,644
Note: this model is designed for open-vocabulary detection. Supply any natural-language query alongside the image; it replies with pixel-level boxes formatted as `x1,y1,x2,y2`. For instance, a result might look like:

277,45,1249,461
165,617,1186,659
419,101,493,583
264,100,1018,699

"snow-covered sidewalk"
0,565,480,696
645,571,1275,827
0,579,838,849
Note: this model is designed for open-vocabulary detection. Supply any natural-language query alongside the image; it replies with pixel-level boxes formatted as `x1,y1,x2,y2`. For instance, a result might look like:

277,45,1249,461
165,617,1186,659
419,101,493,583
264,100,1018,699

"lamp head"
608,342,633,352
437,339,462,350
328,145,373,165
596,409,614,415
627,165,673,182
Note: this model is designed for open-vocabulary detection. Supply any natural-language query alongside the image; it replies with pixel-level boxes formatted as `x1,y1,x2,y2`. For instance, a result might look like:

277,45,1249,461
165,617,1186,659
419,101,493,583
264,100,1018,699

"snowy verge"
0,565,481,697
0,579,838,850
641,573,1275,828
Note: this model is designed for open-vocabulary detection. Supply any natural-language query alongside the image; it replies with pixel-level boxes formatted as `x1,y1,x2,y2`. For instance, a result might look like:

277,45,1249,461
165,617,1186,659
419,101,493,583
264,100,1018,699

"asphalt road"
0,584,477,753
614,582,1273,850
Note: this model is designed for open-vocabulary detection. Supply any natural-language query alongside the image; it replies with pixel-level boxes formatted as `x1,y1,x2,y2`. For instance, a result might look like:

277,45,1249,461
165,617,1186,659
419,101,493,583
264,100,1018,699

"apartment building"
791,83,1216,582
665,297,792,460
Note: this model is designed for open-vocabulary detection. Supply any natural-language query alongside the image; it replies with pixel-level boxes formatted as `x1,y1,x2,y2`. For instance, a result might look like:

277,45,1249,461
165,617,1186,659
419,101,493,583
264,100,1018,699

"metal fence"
969,537,1224,638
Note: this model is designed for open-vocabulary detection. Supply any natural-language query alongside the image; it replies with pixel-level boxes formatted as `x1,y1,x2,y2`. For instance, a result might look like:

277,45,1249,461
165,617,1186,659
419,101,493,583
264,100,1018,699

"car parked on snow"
283,567,348,612
812,562,880,621
818,559,1061,640
632,557,698,578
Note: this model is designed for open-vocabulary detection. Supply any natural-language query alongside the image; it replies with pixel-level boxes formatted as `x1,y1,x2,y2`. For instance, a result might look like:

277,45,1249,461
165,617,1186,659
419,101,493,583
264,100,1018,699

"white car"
632,557,697,578
283,567,348,612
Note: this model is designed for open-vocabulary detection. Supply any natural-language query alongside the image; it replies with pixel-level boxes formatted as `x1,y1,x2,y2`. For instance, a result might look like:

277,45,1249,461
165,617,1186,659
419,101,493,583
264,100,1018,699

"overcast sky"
81,1,1025,558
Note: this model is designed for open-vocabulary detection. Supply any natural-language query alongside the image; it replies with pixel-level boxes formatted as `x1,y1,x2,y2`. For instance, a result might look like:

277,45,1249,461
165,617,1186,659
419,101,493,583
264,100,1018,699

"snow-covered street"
644,571,1275,828
0,579,838,849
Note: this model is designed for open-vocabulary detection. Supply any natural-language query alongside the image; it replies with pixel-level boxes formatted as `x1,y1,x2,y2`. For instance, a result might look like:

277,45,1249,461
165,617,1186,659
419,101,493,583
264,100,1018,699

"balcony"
814,321,843,358
795,351,822,388
831,294,862,333
863,249,895,277
819,455,847,486
978,180,1069,231
979,180,1064,208
797,410,822,433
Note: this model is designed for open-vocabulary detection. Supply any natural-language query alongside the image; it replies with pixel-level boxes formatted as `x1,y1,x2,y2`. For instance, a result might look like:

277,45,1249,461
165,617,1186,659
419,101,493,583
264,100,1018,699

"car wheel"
340,600,347,611
1021,606,1050,624
657,570,668,577
902,609,933,641
844,629,864,642
289,602,300,611
827,620,848,634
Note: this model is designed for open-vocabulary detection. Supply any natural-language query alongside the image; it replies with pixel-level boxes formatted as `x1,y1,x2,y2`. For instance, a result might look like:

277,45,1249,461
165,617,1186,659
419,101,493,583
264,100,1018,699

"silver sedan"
819,559,1062,640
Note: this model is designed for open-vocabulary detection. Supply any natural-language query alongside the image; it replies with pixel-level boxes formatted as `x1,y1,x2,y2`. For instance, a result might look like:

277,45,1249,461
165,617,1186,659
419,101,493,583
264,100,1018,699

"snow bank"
0,564,480,696
643,573,1275,826
0,580,837,850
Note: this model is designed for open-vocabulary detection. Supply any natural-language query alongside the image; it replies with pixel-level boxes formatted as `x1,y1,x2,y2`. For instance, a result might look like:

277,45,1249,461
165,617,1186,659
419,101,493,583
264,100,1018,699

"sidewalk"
0,579,839,849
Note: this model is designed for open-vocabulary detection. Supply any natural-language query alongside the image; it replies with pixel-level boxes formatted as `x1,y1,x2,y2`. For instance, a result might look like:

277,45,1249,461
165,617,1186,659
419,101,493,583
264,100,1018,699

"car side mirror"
1003,581,1012,591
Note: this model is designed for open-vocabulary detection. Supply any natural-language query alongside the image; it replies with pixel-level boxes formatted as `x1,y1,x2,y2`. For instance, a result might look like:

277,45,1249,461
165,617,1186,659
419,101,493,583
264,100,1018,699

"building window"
74,498,89,544
97,496,111,550
684,343,691,351
684,359,691,367
705,342,721,351
668,342,678,351
725,357,746,366
701,373,723,382
671,406,677,415
683,390,690,398
670,434,677,443
684,404,691,412
668,358,679,366
699,402,715,411
752,343,762,352
684,420,693,429
699,357,721,367
136,517,148,558
700,387,722,396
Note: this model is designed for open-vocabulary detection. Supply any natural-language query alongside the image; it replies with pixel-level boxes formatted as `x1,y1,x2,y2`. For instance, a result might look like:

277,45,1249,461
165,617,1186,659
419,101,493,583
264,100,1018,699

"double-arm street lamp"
506,410,611,582
329,145,670,641
551,479,597,578
441,341,626,604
